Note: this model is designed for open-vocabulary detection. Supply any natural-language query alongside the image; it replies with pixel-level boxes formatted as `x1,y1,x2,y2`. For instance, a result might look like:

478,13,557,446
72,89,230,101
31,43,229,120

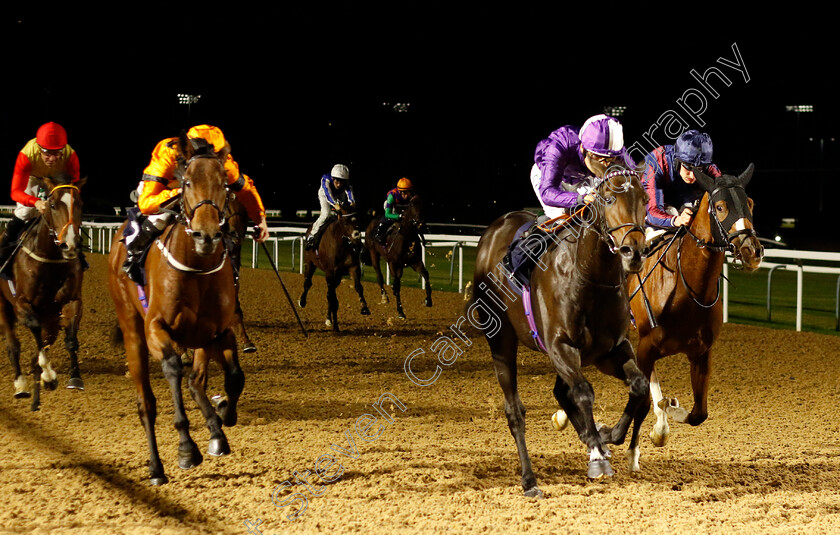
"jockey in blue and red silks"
530,114,636,220
642,129,722,232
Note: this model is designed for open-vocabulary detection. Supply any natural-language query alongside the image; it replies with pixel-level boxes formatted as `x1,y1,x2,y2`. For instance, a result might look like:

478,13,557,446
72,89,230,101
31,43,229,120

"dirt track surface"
2,254,840,534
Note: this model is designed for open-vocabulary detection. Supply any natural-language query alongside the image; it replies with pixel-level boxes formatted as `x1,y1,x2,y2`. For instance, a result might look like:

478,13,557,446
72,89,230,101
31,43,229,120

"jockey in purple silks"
642,130,722,235
530,114,636,220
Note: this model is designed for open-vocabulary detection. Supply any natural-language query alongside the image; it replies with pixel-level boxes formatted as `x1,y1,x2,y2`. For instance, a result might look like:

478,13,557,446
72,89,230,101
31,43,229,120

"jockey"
531,114,636,221
305,164,356,250
642,129,722,237
374,177,414,244
122,125,269,277
0,122,85,277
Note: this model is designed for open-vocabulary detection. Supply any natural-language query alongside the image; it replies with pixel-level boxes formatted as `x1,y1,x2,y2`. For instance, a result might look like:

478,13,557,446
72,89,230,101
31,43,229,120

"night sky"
2,8,837,247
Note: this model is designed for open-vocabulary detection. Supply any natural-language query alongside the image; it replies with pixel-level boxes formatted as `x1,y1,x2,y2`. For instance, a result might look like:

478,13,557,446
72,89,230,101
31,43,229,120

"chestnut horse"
0,176,85,411
363,195,431,319
299,201,369,331
224,196,256,352
473,167,648,496
108,135,242,485
624,163,763,471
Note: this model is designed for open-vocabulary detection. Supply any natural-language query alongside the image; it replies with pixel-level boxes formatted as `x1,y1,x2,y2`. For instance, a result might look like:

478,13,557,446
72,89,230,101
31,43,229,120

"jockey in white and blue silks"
531,114,636,220
306,164,356,249
642,129,722,231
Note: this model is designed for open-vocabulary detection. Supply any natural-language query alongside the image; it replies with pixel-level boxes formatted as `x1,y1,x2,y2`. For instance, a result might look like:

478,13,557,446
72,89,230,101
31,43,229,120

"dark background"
2,7,836,248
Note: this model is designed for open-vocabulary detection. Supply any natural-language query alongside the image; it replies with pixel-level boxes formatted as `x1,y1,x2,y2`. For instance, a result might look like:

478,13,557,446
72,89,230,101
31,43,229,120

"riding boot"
122,219,163,280
375,220,392,245
0,216,28,278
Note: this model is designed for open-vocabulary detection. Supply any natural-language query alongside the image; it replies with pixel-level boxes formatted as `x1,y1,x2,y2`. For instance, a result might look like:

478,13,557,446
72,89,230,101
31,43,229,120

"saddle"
502,214,580,287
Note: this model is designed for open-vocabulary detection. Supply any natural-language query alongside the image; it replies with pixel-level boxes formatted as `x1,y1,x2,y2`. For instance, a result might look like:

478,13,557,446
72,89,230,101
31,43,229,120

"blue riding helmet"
675,130,714,166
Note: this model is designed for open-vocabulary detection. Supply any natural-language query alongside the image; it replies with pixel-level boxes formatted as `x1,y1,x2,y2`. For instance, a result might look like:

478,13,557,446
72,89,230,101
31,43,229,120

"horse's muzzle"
59,241,79,260
619,245,645,274
191,230,223,256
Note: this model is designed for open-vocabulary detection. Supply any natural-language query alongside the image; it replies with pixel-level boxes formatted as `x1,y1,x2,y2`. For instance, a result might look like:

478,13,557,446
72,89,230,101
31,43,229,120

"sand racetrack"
2,253,840,534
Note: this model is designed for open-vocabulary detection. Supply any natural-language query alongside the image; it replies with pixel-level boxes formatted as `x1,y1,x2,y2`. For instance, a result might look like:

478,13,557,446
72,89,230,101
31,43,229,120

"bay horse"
0,175,85,411
625,163,763,471
473,167,648,496
224,196,257,352
299,201,369,331
363,194,431,319
108,134,243,485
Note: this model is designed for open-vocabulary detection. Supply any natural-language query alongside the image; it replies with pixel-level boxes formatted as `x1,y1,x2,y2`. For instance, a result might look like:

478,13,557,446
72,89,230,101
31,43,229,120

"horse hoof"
149,475,169,486
551,410,569,432
242,344,257,354
587,459,614,479
298,300,306,308
424,298,432,307
178,448,204,470
41,378,58,391
361,307,371,315
325,319,333,327
523,486,544,499
649,428,669,447
207,438,231,457
211,394,228,413
66,377,85,390
13,390,31,399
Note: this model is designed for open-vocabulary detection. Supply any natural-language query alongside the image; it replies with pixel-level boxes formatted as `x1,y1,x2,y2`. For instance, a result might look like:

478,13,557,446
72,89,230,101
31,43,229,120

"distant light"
775,235,783,242
604,105,627,117
382,101,411,113
785,105,813,113
178,93,201,105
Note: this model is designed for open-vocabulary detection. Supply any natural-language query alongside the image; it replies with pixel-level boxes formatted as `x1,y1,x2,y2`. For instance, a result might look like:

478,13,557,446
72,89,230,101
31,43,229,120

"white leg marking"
649,367,670,447
625,446,641,472
39,347,57,384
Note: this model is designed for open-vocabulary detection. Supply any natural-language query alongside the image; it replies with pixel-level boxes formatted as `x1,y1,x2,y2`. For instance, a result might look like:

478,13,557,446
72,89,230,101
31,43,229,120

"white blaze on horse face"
735,218,748,232
59,190,78,247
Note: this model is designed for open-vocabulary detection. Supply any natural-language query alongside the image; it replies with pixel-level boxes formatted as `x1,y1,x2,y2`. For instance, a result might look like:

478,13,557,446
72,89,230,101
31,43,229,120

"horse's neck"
567,225,623,284
24,219,57,256
677,194,725,291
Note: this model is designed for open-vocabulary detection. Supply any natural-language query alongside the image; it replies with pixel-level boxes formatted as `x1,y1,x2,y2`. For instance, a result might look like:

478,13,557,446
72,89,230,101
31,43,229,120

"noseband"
591,169,646,254
178,154,230,234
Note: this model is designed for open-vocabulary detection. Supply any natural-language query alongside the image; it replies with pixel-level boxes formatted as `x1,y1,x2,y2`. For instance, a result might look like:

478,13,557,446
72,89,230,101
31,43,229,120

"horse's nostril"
619,245,633,257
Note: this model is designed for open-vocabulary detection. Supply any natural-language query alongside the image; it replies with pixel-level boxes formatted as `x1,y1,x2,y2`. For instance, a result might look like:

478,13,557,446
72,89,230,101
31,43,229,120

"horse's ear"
178,130,192,160
30,175,55,192
739,163,755,187
692,166,716,192
76,176,87,189
217,141,232,162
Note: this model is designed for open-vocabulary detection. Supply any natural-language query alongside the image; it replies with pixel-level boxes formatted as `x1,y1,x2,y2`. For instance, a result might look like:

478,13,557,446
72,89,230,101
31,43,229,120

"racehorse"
0,175,85,411
108,133,243,485
625,163,763,471
224,196,257,352
363,194,431,319
299,201,369,331
472,167,649,496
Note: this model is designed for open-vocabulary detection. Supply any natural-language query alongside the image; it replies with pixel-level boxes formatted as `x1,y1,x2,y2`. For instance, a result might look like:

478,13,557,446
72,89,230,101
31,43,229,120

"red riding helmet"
36,122,68,150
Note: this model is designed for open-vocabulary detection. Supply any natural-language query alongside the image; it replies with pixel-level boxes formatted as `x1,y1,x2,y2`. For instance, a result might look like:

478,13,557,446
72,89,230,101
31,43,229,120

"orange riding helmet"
397,177,413,191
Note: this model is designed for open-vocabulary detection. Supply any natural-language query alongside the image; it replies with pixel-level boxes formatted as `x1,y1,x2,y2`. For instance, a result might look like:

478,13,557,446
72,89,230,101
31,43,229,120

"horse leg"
369,249,388,304
391,264,405,319
124,323,167,484
160,345,203,470
412,261,432,307
591,339,650,446
27,317,60,411
213,330,244,428
489,323,542,497
683,349,711,426
0,300,27,398
62,299,84,390
350,263,370,315
187,347,230,457
299,260,317,308
325,274,340,331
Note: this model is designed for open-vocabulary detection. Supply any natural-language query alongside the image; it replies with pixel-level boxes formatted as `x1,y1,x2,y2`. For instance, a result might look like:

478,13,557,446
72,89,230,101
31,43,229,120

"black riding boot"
0,216,28,278
122,219,163,282
375,219,393,245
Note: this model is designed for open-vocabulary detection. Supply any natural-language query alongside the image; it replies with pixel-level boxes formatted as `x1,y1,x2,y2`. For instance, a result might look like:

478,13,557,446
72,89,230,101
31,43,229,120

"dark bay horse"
473,168,649,496
108,134,243,485
625,163,763,471
363,195,431,319
224,196,256,352
0,176,85,411
299,202,369,331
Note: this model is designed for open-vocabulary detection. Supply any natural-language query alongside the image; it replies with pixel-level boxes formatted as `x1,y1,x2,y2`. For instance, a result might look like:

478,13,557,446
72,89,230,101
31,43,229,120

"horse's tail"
110,322,124,348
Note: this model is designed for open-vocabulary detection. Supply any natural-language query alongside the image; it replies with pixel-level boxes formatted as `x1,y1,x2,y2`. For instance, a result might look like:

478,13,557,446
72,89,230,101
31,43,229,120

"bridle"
590,169,647,255
44,184,81,247
178,154,231,235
